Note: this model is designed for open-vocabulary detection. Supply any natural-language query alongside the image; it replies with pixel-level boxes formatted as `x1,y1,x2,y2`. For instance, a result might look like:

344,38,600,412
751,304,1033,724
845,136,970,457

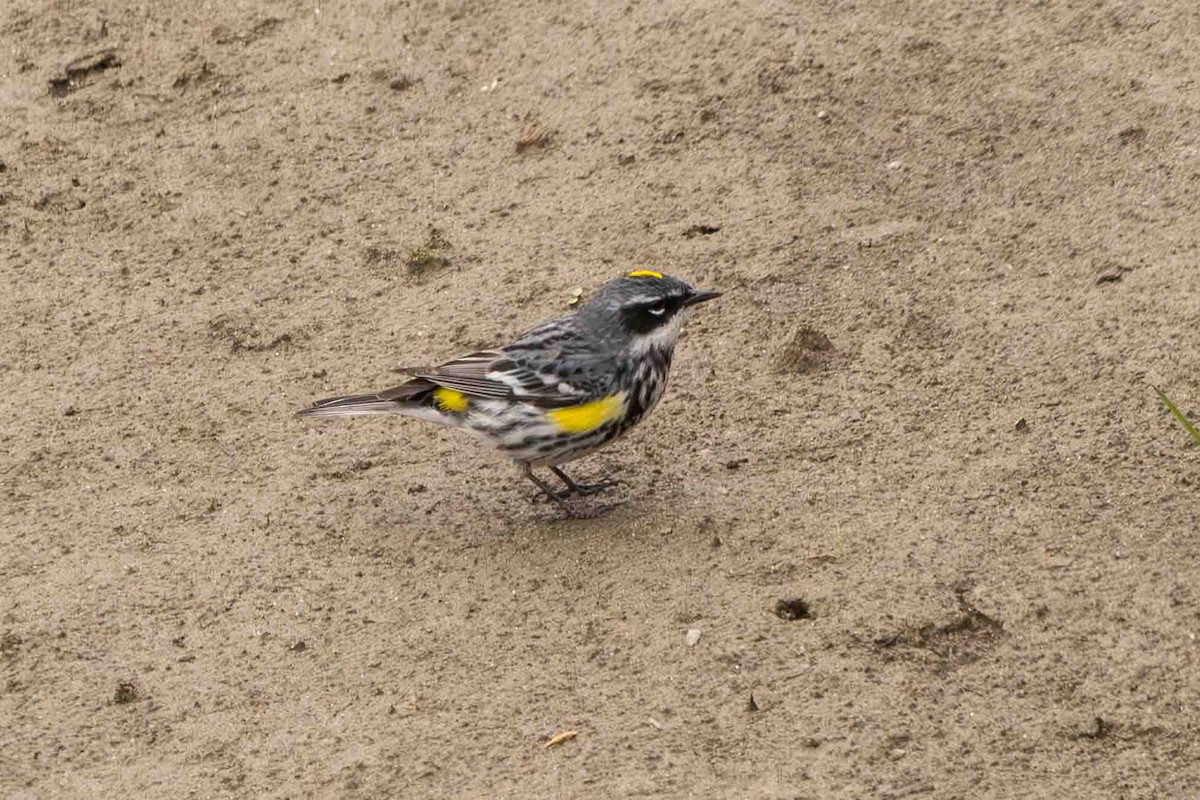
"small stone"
1015,418,1028,432
289,640,307,652
1096,265,1132,284
886,159,902,170
114,682,138,704
816,109,829,121
685,628,702,647
747,693,760,712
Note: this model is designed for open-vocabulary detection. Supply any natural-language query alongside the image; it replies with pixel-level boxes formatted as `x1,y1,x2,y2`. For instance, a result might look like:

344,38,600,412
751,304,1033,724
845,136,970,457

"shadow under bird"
298,270,721,511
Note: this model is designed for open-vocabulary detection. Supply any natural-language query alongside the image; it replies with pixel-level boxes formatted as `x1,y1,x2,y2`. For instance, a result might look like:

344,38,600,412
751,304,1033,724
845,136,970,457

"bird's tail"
296,379,451,422
297,393,409,418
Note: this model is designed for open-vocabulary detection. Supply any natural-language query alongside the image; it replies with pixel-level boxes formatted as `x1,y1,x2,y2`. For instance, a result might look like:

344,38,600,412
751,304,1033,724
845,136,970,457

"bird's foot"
550,466,619,496
521,465,622,518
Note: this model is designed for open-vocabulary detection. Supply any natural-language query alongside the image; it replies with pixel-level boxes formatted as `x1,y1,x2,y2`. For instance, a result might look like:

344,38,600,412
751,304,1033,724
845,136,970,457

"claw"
519,465,621,517
550,466,618,495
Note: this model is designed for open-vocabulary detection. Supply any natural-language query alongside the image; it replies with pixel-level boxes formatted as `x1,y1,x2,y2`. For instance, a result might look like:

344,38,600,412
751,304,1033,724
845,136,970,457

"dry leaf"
544,730,578,749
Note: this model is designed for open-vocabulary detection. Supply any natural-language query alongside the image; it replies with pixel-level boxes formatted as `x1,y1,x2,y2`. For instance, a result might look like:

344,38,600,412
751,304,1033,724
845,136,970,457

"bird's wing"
394,351,514,400
393,319,617,407
498,319,620,404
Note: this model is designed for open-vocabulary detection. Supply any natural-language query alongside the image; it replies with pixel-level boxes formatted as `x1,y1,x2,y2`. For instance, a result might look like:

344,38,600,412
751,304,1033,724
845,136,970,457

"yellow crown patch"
627,270,663,279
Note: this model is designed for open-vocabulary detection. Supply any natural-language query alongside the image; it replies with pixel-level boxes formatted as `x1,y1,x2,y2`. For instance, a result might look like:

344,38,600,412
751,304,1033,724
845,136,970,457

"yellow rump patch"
546,394,626,434
433,387,469,413
627,270,663,279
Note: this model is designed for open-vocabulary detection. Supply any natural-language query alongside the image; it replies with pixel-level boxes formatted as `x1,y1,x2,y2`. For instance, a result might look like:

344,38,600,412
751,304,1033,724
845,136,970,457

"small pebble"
685,628,702,647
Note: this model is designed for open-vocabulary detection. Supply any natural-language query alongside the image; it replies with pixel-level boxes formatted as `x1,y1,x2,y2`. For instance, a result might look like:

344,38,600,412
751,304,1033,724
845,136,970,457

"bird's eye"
647,304,666,317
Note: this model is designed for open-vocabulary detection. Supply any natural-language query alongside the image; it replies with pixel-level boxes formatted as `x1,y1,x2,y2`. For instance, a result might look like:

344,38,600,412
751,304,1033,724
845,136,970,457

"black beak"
683,288,722,307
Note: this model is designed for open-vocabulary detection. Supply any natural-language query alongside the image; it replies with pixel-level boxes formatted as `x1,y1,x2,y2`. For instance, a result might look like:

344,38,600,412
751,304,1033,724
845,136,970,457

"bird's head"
580,270,722,354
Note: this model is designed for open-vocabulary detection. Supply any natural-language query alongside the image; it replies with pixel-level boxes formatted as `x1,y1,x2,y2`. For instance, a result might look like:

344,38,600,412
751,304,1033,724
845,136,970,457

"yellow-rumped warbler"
298,270,721,508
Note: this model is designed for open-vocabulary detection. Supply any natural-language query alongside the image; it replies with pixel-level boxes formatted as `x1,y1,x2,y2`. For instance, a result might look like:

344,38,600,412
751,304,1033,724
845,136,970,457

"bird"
297,270,721,510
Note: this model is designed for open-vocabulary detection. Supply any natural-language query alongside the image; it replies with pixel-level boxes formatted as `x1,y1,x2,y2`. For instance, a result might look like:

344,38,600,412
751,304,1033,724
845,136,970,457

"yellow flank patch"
546,394,626,433
433,387,469,413
627,269,663,279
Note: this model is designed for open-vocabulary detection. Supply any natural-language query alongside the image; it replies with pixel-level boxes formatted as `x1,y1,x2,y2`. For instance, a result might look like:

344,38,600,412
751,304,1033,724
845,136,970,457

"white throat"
630,311,686,355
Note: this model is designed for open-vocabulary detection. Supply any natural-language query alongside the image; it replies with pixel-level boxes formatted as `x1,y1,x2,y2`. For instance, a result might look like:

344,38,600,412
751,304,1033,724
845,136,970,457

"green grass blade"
1154,386,1200,446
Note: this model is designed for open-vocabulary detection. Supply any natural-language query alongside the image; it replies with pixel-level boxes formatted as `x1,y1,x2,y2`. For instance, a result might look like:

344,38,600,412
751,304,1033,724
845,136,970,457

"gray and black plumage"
297,270,721,508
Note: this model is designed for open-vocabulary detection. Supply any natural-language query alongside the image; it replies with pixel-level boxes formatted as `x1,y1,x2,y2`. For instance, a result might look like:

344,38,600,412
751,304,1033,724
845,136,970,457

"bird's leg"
520,464,571,507
550,465,619,495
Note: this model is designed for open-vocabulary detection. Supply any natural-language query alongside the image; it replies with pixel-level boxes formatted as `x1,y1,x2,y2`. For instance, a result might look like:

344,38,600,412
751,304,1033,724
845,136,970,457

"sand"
3,0,1199,797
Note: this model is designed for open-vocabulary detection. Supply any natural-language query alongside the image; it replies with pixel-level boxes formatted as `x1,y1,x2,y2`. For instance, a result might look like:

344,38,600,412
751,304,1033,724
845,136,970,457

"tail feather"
297,393,409,418
297,378,456,424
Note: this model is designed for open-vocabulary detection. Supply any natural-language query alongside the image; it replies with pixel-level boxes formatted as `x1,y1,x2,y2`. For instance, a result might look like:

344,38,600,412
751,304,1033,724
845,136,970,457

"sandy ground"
4,0,1200,797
